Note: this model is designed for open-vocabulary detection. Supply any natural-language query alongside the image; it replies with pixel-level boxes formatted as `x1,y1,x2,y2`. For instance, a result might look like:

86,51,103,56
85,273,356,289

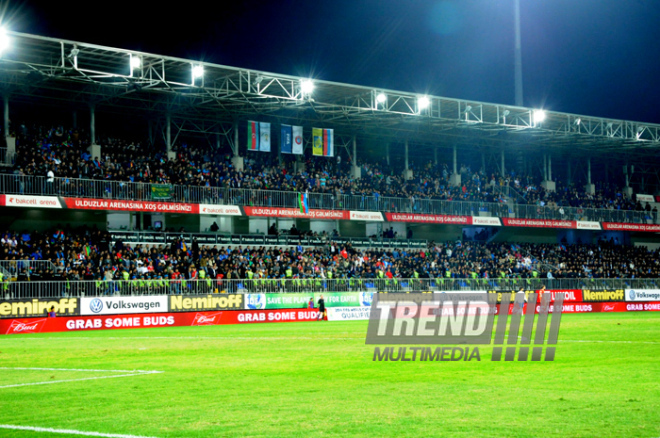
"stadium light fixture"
0,27,9,55
417,96,430,112
192,64,204,80
376,93,387,104
301,79,314,96
130,55,141,69
533,109,546,124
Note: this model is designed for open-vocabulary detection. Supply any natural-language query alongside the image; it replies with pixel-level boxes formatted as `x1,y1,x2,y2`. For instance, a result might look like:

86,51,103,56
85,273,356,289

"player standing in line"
317,294,326,321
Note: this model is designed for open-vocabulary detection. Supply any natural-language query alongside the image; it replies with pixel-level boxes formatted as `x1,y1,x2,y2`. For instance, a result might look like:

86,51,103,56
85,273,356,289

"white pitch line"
0,371,163,389
0,367,158,373
0,424,160,438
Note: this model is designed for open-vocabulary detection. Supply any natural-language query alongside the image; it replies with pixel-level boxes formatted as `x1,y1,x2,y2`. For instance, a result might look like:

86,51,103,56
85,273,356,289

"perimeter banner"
0,309,322,334
488,290,583,303
245,292,367,309
0,297,79,319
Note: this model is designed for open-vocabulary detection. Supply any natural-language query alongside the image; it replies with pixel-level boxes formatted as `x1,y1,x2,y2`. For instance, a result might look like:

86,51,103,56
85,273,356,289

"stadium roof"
0,31,659,158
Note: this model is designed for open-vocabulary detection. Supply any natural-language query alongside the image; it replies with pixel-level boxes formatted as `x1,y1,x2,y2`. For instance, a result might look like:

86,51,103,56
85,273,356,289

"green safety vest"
286,269,293,278
199,270,206,279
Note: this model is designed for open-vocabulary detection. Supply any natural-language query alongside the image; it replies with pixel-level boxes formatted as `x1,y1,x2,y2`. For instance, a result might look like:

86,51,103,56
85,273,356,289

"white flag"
292,125,303,155
259,122,271,152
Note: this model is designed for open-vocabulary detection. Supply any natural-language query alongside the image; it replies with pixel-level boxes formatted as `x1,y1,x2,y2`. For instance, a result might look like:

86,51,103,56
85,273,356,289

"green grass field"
0,313,658,438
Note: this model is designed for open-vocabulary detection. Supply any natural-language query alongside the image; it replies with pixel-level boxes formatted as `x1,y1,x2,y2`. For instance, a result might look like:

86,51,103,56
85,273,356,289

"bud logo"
6,319,47,334
602,304,616,312
192,312,223,326
245,294,266,310
360,292,374,307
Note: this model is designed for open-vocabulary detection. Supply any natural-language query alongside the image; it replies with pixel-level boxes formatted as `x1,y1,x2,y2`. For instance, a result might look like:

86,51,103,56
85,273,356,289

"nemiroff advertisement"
0,297,79,318
244,292,372,310
80,296,168,316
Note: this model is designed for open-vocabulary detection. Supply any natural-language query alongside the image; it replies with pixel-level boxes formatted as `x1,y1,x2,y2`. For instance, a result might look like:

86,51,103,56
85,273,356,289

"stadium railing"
0,260,58,279
0,174,653,224
109,231,429,248
0,277,647,300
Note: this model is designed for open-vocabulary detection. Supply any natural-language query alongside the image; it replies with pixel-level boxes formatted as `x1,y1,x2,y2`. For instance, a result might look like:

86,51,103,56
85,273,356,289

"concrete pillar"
3,96,14,164
481,153,486,174
402,140,413,180
3,95,8,137
434,148,438,166
90,105,96,145
450,144,461,186
567,159,572,186
165,114,175,160
584,158,595,194
231,122,244,171
351,135,361,178
404,140,409,170
500,149,505,176
386,143,390,166
541,154,556,192
623,164,632,198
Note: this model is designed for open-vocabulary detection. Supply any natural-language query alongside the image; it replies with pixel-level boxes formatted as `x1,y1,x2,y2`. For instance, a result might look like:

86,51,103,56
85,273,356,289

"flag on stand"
247,121,259,151
298,192,309,214
312,128,333,157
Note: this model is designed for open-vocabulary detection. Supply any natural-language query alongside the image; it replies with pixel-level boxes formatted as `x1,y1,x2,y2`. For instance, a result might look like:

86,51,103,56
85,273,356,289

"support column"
231,121,244,171
449,144,461,186
623,164,633,198
481,153,486,174
3,96,14,165
72,110,77,129
90,105,96,146
165,114,175,160
351,135,361,178
403,140,413,180
500,150,505,177
541,154,555,192
584,158,595,194
88,105,100,159
567,159,572,186
386,143,390,166
434,148,438,166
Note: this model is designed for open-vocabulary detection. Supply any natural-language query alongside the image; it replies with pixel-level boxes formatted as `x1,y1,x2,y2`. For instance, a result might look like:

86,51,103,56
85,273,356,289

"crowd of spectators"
1,226,659,296
6,124,656,219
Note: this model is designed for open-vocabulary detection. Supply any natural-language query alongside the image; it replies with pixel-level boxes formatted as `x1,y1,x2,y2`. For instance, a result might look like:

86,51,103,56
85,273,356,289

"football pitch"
0,313,658,438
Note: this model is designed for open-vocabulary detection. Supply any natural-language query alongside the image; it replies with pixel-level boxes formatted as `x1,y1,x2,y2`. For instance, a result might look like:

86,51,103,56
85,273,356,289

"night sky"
8,1,660,124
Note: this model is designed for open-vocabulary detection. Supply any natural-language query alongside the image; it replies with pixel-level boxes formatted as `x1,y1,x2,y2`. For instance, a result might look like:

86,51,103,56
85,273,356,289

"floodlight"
465,105,472,113
575,118,581,126
418,96,430,111
503,110,510,117
0,28,9,54
130,56,141,69
376,93,387,104
301,79,314,95
533,109,546,124
192,65,204,79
